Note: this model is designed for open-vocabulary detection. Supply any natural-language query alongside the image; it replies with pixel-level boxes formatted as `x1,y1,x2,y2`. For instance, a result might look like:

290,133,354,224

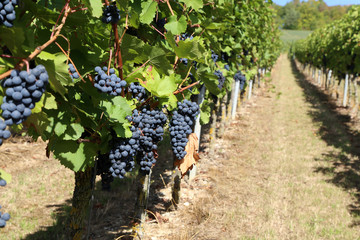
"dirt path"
144,55,360,239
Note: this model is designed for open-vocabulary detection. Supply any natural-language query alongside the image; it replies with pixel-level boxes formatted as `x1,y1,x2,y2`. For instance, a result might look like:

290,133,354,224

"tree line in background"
273,0,354,30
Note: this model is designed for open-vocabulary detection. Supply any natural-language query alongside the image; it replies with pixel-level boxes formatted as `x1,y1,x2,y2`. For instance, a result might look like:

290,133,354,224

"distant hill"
272,0,354,30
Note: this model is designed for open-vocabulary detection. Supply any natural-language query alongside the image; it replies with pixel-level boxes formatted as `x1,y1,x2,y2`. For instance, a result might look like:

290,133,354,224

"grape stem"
125,59,150,79
150,25,166,38
103,0,124,79
173,81,200,95
0,1,72,81
55,42,86,83
165,0,175,16
178,65,193,89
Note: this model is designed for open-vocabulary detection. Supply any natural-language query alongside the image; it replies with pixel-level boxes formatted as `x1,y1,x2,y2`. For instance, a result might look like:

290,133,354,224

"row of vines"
0,0,280,239
293,6,360,115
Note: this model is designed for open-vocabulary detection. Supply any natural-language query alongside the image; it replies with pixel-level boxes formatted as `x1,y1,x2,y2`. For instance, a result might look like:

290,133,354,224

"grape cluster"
221,52,229,62
108,137,138,178
211,51,219,63
180,33,193,41
0,0,18,28
129,108,167,172
128,82,146,102
0,179,10,228
101,5,120,24
0,119,10,146
169,100,199,160
155,18,166,29
68,64,79,80
234,71,246,90
1,65,49,127
96,153,114,190
94,66,127,96
214,70,225,90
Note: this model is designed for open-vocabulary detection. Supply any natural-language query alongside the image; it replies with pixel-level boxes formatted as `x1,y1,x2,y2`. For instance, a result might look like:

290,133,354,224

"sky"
273,0,360,6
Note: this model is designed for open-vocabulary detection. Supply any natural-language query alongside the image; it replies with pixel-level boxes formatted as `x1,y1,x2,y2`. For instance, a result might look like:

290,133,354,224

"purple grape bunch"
0,179,10,228
169,100,199,160
1,65,49,127
101,5,120,24
93,66,127,96
0,0,18,28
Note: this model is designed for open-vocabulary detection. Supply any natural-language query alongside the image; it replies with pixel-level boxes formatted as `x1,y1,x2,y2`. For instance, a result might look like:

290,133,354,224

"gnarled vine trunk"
69,166,94,240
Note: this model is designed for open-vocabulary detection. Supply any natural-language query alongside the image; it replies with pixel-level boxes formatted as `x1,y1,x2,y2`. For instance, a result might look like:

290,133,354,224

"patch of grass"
280,29,312,44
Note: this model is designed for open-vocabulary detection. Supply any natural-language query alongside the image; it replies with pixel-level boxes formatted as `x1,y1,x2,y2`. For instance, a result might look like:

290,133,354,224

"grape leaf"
181,0,203,11
140,0,158,25
100,96,132,123
51,141,97,172
165,15,187,35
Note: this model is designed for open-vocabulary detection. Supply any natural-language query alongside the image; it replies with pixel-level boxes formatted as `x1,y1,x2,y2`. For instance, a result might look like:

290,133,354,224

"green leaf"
0,169,12,184
52,141,97,172
175,37,206,62
89,0,103,18
140,0,158,25
165,15,187,35
113,122,132,138
181,0,203,11
100,96,132,123
200,100,211,124
43,93,58,110
37,51,56,60
141,68,178,97
63,123,84,140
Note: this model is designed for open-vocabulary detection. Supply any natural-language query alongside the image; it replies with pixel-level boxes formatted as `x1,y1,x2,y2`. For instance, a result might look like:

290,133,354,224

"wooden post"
218,93,228,138
170,167,181,210
257,68,261,88
343,73,349,107
209,98,219,154
248,79,253,100
231,80,240,119
188,85,205,181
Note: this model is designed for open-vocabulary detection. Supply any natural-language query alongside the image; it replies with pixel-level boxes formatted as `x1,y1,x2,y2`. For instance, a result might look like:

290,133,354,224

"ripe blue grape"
0,181,11,228
169,100,199,160
234,70,246,90
93,66,126,96
68,64,79,80
101,5,120,24
211,50,219,63
128,82,146,102
1,65,49,130
214,70,225,90
0,0,18,28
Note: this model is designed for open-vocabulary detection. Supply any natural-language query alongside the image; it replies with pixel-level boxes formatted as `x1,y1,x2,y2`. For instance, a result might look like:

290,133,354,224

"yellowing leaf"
174,133,200,177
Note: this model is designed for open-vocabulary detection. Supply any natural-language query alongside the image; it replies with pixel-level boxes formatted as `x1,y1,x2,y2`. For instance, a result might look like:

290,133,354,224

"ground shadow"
22,200,72,240
290,59,360,226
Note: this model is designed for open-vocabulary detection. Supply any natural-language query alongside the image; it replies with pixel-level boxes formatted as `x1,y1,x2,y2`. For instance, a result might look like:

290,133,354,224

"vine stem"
150,25,166,38
55,42,86,83
178,65,193,89
125,59,150,79
103,0,124,79
165,0,175,16
173,81,200,95
0,2,72,81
